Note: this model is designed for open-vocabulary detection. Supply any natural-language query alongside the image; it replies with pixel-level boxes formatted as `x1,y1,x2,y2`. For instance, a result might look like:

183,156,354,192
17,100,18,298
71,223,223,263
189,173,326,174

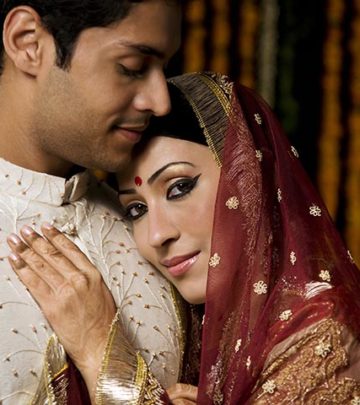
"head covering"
166,72,360,403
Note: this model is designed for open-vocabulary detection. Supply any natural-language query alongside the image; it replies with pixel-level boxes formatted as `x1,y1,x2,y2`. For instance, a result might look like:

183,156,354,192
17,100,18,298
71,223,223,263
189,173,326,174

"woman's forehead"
116,136,212,184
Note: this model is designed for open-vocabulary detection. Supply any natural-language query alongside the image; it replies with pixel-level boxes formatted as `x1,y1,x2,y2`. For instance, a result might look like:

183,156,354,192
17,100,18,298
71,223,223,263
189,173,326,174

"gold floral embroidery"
255,150,263,162
209,253,221,268
319,269,331,282
309,204,322,216
279,310,292,321
262,380,276,394
140,361,167,405
290,251,296,266
253,281,268,295
254,113,263,125
314,338,332,358
251,319,360,404
348,250,355,264
351,396,360,405
291,146,299,158
246,356,252,370
235,339,242,353
226,196,240,210
277,188,282,202
208,72,234,97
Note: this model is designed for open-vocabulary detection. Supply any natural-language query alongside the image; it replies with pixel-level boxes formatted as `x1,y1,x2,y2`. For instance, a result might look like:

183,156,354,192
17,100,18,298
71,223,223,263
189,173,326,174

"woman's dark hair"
143,82,207,146
107,82,206,191
0,0,180,73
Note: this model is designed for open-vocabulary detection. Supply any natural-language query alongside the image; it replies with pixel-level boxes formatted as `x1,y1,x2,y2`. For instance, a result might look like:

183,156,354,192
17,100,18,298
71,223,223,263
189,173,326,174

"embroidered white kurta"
0,159,183,404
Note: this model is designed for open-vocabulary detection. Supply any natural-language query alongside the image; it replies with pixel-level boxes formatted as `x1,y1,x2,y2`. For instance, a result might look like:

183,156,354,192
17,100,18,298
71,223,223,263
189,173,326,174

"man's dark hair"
0,0,179,73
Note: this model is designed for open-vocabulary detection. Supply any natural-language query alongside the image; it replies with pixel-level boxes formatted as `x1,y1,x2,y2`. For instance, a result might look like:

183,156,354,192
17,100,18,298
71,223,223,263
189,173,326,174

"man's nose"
134,70,171,117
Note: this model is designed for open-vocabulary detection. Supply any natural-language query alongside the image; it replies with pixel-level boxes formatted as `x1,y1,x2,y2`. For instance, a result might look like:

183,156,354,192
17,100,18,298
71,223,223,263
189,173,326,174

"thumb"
167,383,198,401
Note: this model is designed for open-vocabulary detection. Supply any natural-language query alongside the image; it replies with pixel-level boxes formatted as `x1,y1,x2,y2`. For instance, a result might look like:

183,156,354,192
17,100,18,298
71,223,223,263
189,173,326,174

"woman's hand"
167,383,198,404
7,223,116,401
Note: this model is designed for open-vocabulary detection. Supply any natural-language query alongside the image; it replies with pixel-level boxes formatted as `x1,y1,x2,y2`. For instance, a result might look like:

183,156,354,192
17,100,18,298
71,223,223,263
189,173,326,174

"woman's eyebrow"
118,162,195,194
147,162,195,185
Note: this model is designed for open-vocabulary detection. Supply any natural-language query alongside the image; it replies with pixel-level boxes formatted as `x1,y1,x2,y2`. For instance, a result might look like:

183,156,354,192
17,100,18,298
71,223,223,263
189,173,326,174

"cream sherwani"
0,159,184,404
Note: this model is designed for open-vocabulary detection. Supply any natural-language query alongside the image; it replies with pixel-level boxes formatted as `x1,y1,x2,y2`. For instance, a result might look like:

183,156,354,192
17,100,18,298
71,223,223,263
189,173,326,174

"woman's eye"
125,203,148,220
167,174,201,200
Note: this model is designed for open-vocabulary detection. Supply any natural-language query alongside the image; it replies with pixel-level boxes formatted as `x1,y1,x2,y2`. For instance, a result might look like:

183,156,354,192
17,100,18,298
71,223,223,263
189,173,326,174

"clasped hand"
7,224,198,404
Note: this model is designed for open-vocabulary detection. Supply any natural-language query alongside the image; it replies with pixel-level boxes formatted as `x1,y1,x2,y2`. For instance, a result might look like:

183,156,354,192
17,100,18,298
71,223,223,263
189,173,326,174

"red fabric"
52,358,91,404
197,82,360,403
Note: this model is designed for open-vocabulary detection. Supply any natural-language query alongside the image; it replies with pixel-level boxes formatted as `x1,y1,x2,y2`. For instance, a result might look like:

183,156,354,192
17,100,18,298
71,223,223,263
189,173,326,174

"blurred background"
166,0,360,265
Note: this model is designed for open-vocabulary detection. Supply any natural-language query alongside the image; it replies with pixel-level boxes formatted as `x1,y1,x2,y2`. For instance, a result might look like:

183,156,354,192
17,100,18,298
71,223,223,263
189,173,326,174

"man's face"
32,0,181,173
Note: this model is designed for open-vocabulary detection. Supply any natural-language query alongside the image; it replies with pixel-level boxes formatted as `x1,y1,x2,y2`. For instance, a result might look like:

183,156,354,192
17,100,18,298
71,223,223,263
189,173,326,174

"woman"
7,72,360,403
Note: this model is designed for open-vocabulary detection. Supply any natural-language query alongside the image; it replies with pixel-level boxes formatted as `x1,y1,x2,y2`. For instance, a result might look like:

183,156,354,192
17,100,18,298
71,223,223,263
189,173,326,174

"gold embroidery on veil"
252,318,360,404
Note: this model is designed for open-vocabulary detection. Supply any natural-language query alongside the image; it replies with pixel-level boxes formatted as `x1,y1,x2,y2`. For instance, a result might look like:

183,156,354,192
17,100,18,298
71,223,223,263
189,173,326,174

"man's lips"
113,124,148,143
160,251,200,277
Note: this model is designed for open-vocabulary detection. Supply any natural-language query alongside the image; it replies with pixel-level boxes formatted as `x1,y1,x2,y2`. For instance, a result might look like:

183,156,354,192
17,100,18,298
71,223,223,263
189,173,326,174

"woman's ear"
3,6,51,77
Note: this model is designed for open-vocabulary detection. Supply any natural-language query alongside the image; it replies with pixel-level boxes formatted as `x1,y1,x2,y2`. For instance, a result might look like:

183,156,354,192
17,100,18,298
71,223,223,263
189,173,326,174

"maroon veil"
169,72,360,404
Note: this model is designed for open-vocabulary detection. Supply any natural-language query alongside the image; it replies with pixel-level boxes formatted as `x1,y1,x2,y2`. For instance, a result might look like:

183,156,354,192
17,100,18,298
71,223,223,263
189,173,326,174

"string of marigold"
317,0,344,219
346,1,360,265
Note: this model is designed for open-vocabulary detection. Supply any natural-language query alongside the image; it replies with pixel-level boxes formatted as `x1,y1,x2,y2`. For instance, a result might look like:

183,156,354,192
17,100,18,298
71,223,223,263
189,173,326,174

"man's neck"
0,72,75,178
0,134,74,178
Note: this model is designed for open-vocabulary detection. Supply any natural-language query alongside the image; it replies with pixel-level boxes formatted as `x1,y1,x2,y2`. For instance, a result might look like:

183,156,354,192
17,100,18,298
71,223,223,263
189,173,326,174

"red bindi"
134,176,143,187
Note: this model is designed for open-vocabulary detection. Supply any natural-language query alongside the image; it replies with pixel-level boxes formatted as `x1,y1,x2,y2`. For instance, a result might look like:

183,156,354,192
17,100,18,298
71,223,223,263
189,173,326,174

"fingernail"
9,252,20,262
8,234,21,245
21,225,34,236
42,222,54,230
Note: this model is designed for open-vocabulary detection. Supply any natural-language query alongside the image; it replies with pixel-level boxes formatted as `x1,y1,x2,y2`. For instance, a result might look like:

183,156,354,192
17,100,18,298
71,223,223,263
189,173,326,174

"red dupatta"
169,72,360,404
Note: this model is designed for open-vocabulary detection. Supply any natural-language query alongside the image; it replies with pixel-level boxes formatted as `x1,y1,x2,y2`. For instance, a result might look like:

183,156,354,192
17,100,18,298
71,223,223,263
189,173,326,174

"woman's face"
117,136,220,304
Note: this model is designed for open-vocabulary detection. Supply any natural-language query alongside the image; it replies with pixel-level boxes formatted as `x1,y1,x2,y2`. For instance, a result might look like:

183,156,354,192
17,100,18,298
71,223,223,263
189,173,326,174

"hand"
7,223,116,401
167,383,198,404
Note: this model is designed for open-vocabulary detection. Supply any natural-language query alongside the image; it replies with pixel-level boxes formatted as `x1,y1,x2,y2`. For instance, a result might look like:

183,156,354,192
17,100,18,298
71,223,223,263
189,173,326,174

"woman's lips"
161,252,200,277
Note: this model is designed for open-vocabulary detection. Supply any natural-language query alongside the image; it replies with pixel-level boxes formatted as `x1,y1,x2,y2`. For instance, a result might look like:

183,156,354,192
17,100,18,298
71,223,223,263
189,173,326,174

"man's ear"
3,6,50,76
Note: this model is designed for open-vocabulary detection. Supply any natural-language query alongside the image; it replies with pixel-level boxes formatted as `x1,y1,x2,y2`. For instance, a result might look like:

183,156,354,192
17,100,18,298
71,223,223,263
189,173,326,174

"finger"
8,252,52,300
41,223,99,277
19,226,80,280
7,233,65,290
167,384,198,402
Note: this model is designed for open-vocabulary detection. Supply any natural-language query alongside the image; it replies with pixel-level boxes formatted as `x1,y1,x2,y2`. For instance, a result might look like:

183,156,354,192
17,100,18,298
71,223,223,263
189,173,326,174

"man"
0,1,182,403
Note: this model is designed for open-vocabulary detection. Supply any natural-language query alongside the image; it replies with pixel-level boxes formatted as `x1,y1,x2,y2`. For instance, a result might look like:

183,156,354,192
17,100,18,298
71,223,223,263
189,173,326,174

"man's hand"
167,383,198,404
7,223,116,402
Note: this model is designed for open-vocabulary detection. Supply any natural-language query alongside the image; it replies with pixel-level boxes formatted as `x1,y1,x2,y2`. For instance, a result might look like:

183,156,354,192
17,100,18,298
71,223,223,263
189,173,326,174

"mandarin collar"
0,158,90,206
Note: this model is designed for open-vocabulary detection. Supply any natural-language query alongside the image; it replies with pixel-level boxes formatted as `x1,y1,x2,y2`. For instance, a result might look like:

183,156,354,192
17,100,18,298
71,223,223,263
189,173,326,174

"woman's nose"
147,208,180,248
